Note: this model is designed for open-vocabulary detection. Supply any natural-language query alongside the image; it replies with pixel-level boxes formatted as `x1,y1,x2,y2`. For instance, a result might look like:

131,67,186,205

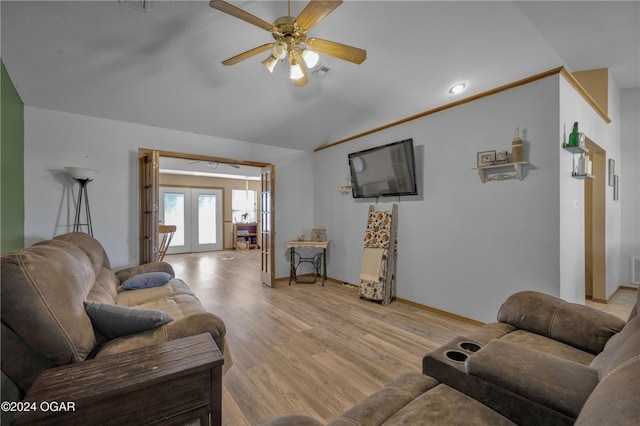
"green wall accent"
1,59,25,253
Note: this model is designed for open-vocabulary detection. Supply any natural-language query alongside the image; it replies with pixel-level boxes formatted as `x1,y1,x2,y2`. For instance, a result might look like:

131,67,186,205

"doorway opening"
138,148,276,287
584,137,606,302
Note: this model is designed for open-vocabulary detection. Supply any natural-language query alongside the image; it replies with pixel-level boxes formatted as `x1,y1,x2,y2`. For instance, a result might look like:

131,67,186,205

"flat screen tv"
348,139,418,198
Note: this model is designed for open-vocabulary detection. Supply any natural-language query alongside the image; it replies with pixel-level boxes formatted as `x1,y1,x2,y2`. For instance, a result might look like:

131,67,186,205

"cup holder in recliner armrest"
459,341,481,353
444,350,468,363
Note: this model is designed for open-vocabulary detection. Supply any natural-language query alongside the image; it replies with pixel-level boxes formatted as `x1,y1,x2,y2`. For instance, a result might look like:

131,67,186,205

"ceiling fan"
188,161,241,170
209,0,366,86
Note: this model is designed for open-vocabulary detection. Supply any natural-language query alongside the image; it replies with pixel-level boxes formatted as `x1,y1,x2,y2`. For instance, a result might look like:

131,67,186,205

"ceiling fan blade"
209,0,274,31
296,1,343,31
222,43,273,66
306,38,366,64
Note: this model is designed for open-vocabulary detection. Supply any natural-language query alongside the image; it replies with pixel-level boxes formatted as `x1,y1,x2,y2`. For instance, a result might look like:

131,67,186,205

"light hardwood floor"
165,250,636,426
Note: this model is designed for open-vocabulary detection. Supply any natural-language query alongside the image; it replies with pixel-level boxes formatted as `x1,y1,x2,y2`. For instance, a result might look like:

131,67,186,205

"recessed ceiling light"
449,83,466,94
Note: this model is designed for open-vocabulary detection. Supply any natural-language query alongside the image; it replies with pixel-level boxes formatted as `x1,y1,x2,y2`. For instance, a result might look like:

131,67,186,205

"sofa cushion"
465,339,598,418
260,415,323,426
86,267,120,304
117,278,204,319
590,314,640,379
464,322,516,346
627,288,640,322
121,272,172,290
328,373,438,426
84,302,173,340
115,262,175,285
1,240,97,364
385,384,516,426
497,291,625,354
52,232,112,272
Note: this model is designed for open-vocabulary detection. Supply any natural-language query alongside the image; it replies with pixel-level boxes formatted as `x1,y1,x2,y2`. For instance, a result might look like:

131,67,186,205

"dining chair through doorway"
158,225,177,261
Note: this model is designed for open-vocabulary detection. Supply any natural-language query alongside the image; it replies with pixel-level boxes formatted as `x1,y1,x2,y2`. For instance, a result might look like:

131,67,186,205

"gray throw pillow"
84,301,173,340
121,271,172,290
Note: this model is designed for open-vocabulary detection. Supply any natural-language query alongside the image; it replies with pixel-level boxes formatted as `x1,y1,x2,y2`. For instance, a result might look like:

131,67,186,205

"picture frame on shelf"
477,150,496,167
495,150,509,163
609,159,615,186
311,228,327,242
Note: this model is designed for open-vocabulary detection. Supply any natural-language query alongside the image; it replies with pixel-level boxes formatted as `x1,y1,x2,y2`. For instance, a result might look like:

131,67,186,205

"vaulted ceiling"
2,1,638,152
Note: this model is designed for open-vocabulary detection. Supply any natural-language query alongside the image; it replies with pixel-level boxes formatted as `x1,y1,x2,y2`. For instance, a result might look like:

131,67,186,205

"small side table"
15,333,224,426
287,240,329,286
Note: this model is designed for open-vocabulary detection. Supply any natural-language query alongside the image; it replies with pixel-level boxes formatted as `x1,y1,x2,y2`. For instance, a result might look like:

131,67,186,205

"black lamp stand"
72,178,93,236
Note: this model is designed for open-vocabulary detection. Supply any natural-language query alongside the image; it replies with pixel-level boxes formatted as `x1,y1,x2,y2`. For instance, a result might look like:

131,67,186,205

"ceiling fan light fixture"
271,41,288,60
302,48,319,68
289,51,305,80
262,55,278,73
289,62,304,80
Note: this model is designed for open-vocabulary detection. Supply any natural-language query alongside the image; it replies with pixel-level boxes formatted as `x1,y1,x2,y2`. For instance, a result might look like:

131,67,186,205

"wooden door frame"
583,138,606,302
139,149,159,264
138,148,275,278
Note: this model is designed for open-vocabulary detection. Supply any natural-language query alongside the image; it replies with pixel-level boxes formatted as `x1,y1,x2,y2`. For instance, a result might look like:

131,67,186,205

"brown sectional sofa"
1,232,228,402
423,290,637,425
263,290,640,425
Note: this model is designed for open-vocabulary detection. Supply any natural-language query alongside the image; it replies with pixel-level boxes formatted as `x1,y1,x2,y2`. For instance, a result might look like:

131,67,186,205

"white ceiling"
2,1,638,153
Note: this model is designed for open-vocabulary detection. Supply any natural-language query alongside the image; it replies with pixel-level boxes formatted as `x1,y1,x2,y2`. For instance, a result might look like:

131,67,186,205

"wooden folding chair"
158,224,177,261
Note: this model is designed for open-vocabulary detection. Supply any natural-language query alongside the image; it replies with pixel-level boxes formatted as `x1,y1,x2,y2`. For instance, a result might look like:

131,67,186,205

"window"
232,189,257,223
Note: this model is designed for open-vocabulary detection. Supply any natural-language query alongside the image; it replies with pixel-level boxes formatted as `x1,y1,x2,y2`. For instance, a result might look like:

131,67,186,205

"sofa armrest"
115,262,175,283
465,339,599,418
96,312,226,358
497,291,625,354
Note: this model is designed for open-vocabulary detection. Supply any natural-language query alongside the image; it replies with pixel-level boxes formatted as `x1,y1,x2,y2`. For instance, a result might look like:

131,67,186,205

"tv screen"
348,139,418,198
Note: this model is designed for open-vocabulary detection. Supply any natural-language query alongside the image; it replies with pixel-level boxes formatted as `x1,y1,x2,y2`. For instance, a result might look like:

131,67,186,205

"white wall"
23,106,315,277
558,74,623,302
620,88,640,287
314,76,562,322
22,77,636,322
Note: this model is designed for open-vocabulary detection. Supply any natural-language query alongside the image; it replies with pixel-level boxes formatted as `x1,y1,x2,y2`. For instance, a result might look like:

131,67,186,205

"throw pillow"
84,301,173,340
121,271,172,290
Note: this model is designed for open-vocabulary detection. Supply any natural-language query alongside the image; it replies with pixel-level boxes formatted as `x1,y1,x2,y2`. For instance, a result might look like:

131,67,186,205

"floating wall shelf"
562,143,589,154
571,173,594,180
563,143,593,179
473,161,528,183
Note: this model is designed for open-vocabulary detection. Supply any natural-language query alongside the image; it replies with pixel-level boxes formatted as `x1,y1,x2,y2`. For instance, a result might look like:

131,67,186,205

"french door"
160,187,223,253
261,165,275,287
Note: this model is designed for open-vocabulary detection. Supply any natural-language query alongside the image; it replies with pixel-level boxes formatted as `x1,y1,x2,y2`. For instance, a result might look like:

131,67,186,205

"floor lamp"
65,167,100,236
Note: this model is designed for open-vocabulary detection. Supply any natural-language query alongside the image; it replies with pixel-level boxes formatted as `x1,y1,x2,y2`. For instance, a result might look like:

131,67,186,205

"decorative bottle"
512,127,523,163
576,153,588,176
568,122,580,147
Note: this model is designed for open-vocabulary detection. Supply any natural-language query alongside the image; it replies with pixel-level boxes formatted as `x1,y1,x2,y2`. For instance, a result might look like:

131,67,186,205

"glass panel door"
160,187,222,254
260,165,275,287
191,189,222,252
162,191,186,250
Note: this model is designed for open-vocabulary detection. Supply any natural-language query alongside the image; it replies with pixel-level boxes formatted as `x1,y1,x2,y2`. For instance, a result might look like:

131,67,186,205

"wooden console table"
287,240,329,286
15,333,224,426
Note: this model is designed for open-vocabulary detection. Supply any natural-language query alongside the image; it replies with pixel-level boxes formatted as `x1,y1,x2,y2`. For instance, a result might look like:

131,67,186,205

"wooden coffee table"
14,333,224,425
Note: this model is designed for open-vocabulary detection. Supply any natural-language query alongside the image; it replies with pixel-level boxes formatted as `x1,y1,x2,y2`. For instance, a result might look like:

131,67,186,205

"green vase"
568,122,579,147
